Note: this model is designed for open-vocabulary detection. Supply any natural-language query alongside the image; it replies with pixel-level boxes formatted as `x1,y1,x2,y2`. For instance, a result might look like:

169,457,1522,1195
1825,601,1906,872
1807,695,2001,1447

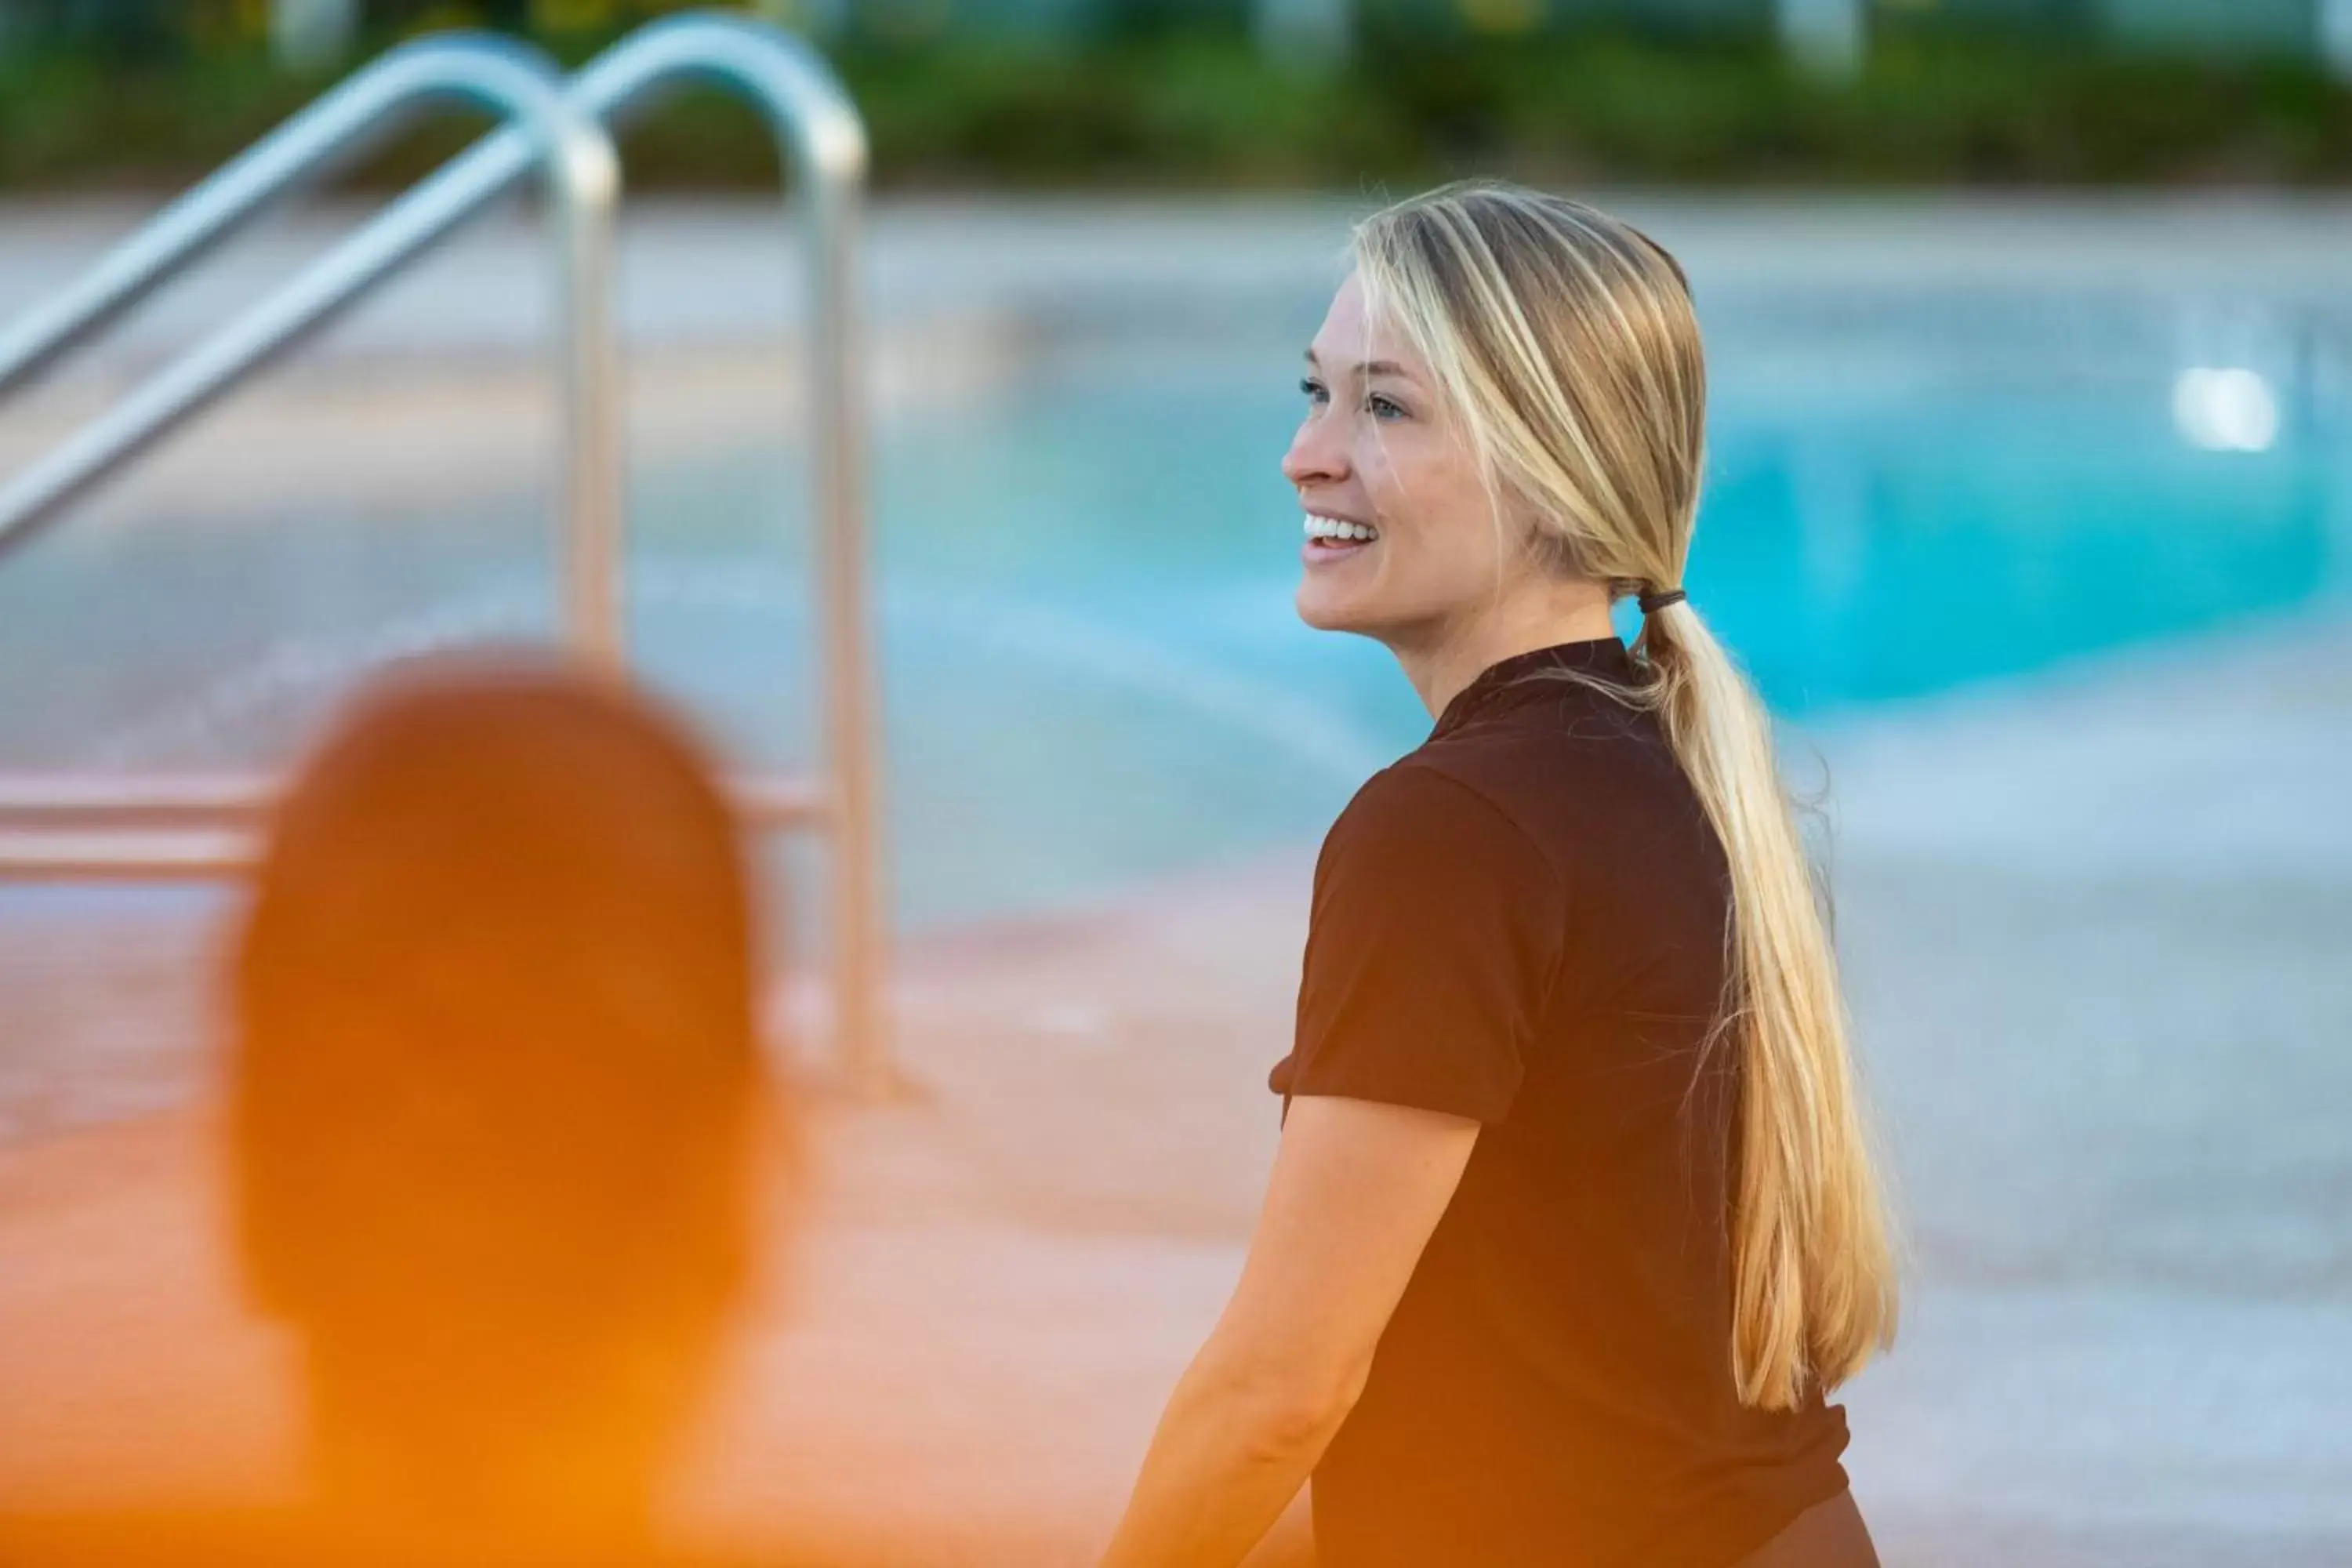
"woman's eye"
1368,394,1405,420
1299,377,1328,405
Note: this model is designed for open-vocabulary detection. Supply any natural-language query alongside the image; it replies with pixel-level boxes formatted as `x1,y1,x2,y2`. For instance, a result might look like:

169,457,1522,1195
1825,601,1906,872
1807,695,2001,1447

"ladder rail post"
559,15,891,1095
0,15,889,1094
808,100,888,1102
552,102,626,666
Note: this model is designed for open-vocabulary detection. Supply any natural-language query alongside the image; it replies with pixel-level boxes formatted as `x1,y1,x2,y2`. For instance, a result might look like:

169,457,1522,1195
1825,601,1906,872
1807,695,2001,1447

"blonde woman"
1101,182,1897,1568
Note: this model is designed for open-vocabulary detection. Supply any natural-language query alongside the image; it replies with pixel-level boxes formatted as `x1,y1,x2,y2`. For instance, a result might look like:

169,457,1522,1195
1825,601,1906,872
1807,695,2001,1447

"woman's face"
1286,270,1523,645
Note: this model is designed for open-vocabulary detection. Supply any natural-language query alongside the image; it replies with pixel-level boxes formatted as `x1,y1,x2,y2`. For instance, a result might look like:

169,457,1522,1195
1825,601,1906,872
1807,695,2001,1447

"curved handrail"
0,35,624,656
0,13,887,1089
259,12,880,1089
0,36,568,397
0,16,859,401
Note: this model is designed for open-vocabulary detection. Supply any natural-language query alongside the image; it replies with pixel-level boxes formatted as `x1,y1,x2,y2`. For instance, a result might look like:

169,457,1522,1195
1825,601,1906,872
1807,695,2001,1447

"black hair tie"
1638,587,1686,615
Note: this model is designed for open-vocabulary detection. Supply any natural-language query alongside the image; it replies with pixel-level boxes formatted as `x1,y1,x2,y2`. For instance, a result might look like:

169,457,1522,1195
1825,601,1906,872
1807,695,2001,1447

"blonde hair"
1352,180,1897,1410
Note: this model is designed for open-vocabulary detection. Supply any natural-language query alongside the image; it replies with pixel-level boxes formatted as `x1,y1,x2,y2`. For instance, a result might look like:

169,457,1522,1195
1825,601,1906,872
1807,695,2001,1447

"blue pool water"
1,297,2346,935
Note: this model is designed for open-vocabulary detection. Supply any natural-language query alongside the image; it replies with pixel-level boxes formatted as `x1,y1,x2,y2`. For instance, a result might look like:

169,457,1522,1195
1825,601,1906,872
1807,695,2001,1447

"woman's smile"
1301,511,1381,566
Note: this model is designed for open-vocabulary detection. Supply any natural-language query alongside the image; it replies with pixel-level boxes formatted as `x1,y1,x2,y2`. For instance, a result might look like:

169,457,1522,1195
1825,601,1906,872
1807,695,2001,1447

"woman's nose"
1282,416,1347,488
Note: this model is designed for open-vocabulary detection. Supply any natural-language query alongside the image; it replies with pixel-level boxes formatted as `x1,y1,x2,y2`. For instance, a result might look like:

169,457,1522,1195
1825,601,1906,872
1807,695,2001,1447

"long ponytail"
1640,597,1896,1407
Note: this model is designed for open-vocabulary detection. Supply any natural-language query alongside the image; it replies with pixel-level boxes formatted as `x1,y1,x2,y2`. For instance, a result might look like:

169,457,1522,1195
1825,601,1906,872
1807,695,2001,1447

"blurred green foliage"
1,3,2350,189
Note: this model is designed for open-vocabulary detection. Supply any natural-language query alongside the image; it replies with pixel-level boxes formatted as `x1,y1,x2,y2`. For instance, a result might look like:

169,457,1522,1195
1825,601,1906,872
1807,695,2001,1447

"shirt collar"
1430,635,1637,742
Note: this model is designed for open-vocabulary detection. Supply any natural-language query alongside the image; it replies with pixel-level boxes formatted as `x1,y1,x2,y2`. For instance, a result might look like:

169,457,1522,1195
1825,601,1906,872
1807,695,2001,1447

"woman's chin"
1294,584,1364,633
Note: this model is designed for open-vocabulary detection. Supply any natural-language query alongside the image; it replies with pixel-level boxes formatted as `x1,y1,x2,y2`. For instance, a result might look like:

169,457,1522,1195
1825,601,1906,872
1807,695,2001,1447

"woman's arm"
1098,1094,1480,1568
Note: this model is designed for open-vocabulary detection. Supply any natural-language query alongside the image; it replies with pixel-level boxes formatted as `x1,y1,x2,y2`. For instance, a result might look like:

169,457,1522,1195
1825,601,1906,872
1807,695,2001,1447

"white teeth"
1303,514,1379,543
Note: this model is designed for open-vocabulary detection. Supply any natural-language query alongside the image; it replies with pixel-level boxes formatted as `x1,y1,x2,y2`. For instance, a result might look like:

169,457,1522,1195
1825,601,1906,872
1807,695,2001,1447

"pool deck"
2,195,2350,1563
5,602,2347,1566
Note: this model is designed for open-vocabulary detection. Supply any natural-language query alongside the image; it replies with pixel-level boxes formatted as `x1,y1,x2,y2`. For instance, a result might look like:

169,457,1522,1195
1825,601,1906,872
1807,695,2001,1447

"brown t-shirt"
1269,635,1853,1568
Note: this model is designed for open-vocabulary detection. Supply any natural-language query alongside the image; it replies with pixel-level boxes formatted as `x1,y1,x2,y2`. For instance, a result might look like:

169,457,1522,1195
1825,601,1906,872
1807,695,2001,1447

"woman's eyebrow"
1302,348,1416,381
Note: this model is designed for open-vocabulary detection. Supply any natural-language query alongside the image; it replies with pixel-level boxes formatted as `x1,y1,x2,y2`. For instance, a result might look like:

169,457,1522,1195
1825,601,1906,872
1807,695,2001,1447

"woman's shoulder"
1315,760,1561,912
1352,708,1708,906
1327,757,1532,858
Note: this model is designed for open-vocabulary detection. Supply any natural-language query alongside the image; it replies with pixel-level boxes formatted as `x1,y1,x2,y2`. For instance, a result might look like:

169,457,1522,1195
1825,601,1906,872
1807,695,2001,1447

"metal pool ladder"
0,14,894,1095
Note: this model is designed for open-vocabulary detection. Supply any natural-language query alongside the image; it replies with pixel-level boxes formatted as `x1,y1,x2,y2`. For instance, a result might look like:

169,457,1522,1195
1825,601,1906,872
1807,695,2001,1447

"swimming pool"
0,279,2345,935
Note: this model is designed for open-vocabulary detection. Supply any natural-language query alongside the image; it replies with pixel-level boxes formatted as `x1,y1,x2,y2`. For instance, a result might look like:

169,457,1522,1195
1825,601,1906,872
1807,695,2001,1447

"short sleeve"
1269,763,1563,1124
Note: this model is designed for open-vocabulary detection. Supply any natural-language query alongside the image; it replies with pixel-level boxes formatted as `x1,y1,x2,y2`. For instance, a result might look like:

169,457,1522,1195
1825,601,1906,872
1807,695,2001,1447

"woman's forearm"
1099,1341,1351,1568
1102,1098,1476,1565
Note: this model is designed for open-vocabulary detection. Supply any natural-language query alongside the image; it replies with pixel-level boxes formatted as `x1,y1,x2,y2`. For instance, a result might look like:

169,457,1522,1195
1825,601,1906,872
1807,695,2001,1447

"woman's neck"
1397,592,1619,725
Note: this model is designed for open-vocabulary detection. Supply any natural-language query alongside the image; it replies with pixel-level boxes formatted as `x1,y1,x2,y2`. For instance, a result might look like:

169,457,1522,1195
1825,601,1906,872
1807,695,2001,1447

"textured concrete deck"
4,604,2349,1563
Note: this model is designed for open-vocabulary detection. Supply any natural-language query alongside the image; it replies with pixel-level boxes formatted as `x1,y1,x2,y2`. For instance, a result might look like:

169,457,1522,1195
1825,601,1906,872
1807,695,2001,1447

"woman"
1100,183,1897,1568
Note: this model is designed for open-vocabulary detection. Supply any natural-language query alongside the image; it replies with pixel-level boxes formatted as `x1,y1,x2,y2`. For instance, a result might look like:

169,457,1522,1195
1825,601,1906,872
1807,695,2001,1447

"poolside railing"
0,13,896,1098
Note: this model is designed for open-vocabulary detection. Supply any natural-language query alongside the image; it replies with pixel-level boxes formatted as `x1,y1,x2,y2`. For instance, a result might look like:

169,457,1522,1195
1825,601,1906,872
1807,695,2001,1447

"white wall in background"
2322,0,2352,81
271,0,358,74
1779,0,1864,78
1256,0,1352,71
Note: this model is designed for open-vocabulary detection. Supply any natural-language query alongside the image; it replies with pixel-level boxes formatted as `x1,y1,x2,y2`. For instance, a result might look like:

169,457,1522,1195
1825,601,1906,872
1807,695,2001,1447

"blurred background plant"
3,0,2352,189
